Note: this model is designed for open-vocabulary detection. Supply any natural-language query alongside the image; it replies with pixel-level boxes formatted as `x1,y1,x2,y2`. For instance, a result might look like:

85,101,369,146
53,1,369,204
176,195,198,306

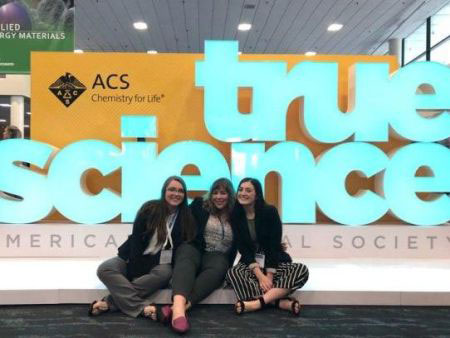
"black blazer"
232,203,289,270
189,197,238,267
117,200,184,280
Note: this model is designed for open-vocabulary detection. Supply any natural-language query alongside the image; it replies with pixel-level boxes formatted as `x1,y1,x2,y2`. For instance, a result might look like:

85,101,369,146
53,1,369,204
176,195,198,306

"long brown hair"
137,176,196,245
203,178,235,220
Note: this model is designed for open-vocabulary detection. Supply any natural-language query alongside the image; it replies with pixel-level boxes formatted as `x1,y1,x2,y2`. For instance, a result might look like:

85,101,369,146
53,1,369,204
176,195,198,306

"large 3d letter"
0,139,54,223
389,62,450,142
315,142,389,225
384,143,450,225
48,140,122,224
196,41,287,141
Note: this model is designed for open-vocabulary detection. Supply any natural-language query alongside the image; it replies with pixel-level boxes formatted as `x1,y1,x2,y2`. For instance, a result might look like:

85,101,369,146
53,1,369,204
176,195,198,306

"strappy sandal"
141,303,158,321
234,300,245,315
88,300,109,317
235,297,265,315
275,297,302,316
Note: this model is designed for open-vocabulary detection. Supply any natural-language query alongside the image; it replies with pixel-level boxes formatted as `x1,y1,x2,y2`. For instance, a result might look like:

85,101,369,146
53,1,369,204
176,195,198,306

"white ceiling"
75,0,450,55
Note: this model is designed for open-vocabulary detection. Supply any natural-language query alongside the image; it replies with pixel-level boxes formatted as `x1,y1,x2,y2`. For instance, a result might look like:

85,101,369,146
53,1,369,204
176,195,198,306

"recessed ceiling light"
133,21,148,30
74,49,83,53
328,23,343,32
305,51,316,56
147,50,158,54
238,23,252,31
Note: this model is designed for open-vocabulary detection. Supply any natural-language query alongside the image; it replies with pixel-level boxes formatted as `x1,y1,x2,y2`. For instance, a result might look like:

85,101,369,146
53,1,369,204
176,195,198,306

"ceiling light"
305,51,316,56
74,49,83,53
328,23,343,32
26,112,31,115
0,104,11,107
24,125,29,128
133,21,148,30
238,23,252,31
0,119,6,122
238,51,242,55
147,50,158,54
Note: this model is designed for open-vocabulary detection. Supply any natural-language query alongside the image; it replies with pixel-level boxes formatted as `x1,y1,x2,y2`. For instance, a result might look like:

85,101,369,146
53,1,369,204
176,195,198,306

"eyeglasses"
167,187,185,194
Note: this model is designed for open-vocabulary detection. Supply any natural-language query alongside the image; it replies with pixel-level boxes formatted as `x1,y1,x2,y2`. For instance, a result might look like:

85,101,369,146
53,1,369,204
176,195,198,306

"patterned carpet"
0,304,449,337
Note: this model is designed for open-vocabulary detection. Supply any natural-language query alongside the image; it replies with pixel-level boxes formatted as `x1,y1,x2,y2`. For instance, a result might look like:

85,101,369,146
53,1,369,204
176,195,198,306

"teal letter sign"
0,41,449,225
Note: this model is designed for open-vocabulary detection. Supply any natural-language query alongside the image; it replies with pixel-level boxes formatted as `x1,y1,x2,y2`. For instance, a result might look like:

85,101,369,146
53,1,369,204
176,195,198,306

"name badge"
159,249,173,264
255,253,265,268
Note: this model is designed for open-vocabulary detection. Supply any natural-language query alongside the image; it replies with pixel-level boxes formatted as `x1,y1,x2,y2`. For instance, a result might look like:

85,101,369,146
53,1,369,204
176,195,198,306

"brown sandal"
275,297,301,316
235,297,265,315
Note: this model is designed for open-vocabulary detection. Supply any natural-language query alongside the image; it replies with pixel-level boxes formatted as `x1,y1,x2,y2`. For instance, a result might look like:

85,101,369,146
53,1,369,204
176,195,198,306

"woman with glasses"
158,178,238,334
227,177,309,316
89,176,196,319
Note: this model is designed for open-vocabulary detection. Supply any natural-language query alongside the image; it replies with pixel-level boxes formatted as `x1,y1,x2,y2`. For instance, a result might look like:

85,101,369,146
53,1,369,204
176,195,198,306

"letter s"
333,235,343,248
0,139,55,223
120,74,130,89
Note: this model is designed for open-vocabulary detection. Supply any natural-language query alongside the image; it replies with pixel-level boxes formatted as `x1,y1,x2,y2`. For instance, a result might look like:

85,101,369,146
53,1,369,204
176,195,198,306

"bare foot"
91,300,109,316
142,304,157,321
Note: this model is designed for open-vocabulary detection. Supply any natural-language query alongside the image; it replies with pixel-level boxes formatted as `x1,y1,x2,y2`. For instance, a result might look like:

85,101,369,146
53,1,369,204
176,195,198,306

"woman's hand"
259,273,273,292
254,267,273,292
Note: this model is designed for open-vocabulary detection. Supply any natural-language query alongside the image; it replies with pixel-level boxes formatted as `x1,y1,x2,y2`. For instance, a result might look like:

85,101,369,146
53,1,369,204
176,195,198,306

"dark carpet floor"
0,304,449,337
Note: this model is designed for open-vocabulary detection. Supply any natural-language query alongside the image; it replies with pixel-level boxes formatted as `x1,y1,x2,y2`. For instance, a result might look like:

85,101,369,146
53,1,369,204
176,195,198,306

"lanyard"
217,215,225,240
163,211,178,249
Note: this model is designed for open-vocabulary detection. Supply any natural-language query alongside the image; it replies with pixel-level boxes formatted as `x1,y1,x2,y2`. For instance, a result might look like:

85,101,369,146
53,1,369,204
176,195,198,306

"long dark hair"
237,177,266,213
203,178,235,219
231,177,267,223
137,176,196,245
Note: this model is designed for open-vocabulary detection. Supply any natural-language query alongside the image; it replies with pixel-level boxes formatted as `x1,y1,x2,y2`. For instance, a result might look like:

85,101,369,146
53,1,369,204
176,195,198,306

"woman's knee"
97,257,124,279
152,264,173,280
226,266,237,281
301,264,310,282
175,243,200,260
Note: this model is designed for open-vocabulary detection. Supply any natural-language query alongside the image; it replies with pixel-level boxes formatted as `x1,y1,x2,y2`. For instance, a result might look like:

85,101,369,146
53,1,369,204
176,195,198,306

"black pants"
171,243,229,305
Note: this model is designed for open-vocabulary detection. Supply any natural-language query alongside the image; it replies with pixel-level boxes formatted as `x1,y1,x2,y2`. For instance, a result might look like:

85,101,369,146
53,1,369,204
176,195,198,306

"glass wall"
404,23,427,64
403,3,450,66
431,4,450,47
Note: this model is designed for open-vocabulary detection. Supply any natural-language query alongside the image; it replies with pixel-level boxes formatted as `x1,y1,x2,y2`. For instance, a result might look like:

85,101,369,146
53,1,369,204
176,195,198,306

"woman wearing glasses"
89,176,196,319
227,178,309,316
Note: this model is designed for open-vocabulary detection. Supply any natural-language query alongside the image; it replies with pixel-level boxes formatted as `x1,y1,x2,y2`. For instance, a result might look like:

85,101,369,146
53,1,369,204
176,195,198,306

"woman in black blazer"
159,178,238,333
227,178,309,315
89,176,196,318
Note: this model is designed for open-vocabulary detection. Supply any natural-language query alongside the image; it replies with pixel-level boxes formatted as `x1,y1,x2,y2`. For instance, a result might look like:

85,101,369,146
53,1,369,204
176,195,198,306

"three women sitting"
89,176,309,333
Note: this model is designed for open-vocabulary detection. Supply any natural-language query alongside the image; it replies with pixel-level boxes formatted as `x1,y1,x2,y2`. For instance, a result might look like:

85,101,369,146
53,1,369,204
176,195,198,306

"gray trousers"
97,256,172,317
171,243,229,306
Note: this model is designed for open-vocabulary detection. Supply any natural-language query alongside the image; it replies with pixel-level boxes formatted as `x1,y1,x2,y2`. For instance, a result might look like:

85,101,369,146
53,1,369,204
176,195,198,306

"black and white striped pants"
226,262,309,301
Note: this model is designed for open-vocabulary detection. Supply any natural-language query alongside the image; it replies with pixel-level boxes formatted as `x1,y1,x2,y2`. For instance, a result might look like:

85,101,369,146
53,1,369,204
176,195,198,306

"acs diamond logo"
49,73,87,107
